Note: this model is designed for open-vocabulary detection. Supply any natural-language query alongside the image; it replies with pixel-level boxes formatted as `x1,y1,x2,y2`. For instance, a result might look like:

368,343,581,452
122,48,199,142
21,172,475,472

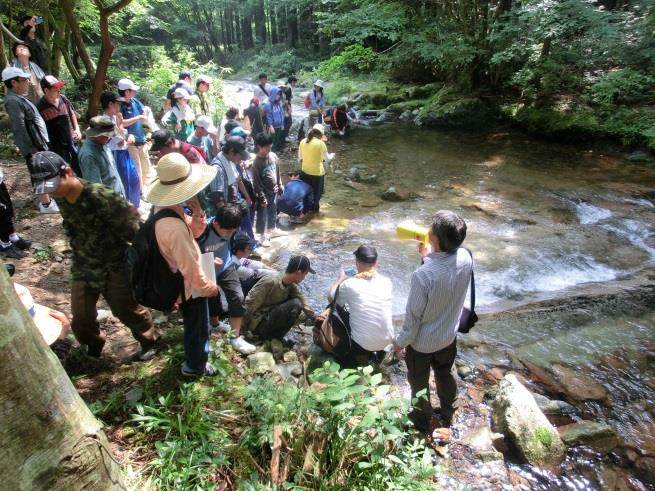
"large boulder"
493,374,567,467
247,352,277,374
532,392,577,426
416,86,500,130
551,364,608,402
558,421,618,454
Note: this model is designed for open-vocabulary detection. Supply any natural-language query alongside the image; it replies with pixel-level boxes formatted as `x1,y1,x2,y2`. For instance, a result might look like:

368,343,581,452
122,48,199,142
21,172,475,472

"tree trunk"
242,12,253,49
0,29,8,68
287,6,298,48
254,0,267,46
269,3,279,45
59,0,96,80
0,269,126,489
88,0,134,118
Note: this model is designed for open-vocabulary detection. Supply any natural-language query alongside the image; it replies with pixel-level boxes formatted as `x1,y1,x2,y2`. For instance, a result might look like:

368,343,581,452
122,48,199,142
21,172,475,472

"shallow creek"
224,80,655,488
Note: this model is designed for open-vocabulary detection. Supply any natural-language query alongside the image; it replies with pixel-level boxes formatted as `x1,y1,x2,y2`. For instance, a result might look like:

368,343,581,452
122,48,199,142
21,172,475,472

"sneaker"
11,237,32,250
0,244,25,259
269,228,287,238
138,347,158,361
213,321,231,334
39,200,60,214
181,362,217,377
230,336,257,355
259,237,271,248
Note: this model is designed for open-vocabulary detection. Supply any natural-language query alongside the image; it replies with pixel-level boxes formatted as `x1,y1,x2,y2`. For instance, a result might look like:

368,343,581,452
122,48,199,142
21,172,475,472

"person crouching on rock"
276,171,314,224
243,255,316,342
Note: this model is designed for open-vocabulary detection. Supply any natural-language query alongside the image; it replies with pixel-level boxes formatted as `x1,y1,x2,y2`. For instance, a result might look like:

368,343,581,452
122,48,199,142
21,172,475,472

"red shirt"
179,141,207,164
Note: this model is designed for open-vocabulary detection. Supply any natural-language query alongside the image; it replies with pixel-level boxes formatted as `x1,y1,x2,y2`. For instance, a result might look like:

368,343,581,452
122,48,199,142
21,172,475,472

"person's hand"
260,196,268,208
392,342,404,357
72,129,82,142
245,196,253,207
338,271,348,283
140,114,149,122
418,242,430,258
175,123,182,132
214,257,224,268
269,126,275,134
127,134,135,145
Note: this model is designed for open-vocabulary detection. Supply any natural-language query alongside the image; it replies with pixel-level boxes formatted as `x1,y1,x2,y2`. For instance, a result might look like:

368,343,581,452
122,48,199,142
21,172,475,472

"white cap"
314,79,325,88
117,78,139,91
2,66,30,82
173,87,191,100
196,75,212,85
195,115,217,134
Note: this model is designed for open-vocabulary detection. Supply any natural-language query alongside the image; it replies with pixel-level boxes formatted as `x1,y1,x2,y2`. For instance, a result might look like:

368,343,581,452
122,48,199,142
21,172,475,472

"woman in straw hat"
146,152,222,376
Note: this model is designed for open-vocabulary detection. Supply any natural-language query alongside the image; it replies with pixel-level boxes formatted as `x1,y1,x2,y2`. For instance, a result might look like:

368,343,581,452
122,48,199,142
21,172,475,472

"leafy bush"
317,44,377,79
588,69,655,106
237,46,317,81
241,362,437,489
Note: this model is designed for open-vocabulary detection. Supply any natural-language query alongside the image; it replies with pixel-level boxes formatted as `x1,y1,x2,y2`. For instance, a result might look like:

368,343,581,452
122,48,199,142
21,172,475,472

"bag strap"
461,247,475,312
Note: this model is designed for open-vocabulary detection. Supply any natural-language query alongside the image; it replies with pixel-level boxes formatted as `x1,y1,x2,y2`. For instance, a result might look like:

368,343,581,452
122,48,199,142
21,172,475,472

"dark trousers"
0,182,15,242
180,296,210,373
282,115,292,141
253,297,302,340
272,127,284,151
405,341,458,431
299,172,324,212
53,142,81,177
208,266,245,318
71,269,157,355
256,192,277,234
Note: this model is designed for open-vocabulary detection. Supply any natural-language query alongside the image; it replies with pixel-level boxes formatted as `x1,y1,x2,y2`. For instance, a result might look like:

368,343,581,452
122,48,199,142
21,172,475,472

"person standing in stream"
253,73,272,104
263,87,285,152
298,124,331,214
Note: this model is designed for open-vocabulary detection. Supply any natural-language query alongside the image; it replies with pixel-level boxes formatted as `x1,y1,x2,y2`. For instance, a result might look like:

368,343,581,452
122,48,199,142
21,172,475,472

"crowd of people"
2,17,475,433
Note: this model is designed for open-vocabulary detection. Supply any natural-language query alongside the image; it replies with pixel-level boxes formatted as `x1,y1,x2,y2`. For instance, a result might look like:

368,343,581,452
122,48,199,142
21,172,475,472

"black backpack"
126,209,185,312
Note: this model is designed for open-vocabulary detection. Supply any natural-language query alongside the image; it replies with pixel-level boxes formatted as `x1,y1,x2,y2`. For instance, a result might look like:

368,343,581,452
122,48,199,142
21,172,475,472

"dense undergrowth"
83,326,435,490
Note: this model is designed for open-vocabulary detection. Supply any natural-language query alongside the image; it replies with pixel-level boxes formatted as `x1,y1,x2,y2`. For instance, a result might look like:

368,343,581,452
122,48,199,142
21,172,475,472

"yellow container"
396,223,429,244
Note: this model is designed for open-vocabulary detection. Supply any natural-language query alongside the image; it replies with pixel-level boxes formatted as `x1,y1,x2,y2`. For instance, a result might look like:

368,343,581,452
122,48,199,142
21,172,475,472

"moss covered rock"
558,421,618,454
493,374,566,468
404,82,444,100
386,99,428,114
416,87,500,129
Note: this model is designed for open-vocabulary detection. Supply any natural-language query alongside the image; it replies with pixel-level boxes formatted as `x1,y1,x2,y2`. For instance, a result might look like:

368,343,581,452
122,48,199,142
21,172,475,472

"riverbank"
300,75,655,157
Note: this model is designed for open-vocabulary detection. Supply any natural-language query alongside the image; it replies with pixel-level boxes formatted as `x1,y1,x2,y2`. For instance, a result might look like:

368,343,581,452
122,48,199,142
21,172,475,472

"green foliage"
237,46,317,81
317,44,377,79
241,362,437,488
534,427,554,448
417,87,500,129
33,247,56,263
588,69,655,106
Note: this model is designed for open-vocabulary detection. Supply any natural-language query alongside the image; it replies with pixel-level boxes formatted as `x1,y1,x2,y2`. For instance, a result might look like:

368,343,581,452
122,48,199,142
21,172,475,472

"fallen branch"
271,425,282,484
0,20,21,43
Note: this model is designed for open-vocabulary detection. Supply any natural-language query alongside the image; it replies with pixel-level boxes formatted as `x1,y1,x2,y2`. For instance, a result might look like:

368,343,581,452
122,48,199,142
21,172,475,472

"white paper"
193,252,217,298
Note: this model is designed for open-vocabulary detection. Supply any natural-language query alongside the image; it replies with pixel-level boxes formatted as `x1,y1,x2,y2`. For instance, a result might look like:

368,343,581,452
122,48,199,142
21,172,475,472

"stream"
223,80,655,489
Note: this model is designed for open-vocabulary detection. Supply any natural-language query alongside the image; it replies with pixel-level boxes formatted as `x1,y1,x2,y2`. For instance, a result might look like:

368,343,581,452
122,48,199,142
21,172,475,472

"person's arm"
237,179,253,206
288,284,315,318
327,271,348,302
208,165,227,209
395,273,428,349
5,98,37,156
251,159,264,198
264,105,275,133
161,110,175,127
65,97,82,141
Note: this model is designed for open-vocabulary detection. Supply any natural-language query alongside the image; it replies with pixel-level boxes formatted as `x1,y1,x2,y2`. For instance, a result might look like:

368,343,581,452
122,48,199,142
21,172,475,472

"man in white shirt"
328,245,394,367
394,210,472,432
253,73,272,104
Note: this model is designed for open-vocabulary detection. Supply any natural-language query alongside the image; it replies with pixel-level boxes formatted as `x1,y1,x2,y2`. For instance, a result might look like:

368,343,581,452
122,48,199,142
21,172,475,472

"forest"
1,0,654,148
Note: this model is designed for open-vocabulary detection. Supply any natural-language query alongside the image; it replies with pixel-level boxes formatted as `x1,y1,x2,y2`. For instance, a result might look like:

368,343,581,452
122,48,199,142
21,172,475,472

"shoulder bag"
313,284,352,356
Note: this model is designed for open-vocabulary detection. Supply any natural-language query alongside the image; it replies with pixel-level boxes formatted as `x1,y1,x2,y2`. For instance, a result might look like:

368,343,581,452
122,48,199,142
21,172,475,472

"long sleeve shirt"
243,273,310,331
4,90,49,157
78,139,126,198
395,249,472,353
154,206,217,300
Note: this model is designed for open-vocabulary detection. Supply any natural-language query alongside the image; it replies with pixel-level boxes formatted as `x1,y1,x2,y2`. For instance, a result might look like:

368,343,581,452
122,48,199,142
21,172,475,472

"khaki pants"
71,269,157,355
406,341,458,431
127,143,152,188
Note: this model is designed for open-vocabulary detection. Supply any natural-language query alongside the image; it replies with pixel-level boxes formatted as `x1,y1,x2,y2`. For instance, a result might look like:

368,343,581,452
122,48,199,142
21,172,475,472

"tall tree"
59,0,97,81
88,0,134,117
0,269,126,489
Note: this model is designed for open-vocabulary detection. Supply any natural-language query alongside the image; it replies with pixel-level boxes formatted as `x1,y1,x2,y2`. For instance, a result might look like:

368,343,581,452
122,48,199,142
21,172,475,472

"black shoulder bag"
458,248,478,333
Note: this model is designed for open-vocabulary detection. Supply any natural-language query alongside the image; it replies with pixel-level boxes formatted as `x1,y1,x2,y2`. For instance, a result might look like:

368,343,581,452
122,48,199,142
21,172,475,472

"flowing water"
224,81,655,487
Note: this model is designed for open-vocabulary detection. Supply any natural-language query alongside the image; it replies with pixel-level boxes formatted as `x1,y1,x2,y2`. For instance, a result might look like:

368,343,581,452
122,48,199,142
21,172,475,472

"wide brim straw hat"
14,283,63,345
145,152,217,206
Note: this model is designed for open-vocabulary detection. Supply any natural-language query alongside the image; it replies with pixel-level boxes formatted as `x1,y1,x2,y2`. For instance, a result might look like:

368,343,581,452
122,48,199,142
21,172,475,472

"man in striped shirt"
394,210,472,432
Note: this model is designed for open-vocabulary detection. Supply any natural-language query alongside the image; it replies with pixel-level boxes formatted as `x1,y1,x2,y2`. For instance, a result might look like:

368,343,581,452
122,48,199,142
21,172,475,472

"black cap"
223,136,250,160
286,255,315,274
354,245,378,263
179,69,192,79
151,129,173,152
231,233,254,253
30,151,68,194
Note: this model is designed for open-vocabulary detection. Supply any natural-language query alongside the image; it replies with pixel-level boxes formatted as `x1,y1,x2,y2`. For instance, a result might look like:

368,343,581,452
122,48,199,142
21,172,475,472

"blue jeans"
180,297,210,373
256,192,277,235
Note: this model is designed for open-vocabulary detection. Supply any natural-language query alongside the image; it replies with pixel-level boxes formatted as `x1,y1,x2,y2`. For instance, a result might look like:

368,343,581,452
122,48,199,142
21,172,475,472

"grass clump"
534,427,554,449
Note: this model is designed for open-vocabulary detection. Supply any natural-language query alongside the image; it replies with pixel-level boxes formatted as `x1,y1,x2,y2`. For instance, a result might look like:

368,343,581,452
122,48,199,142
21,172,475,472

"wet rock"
247,352,276,374
50,263,65,274
348,166,361,181
97,309,111,322
381,186,406,202
283,351,299,363
558,421,618,453
30,242,46,251
305,344,334,373
532,393,577,426
125,386,144,406
361,174,378,184
358,109,382,118
276,361,303,380
343,179,367,191
520,359,566,395
375,111,397,123
635,456,655,484
551,364,608,402
333,169,343,176
464,425,503,459
399,110,414,121
493,374,566,467
270,339,285,360
457,365,474,379
416,87,501,130
627,151,652,163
